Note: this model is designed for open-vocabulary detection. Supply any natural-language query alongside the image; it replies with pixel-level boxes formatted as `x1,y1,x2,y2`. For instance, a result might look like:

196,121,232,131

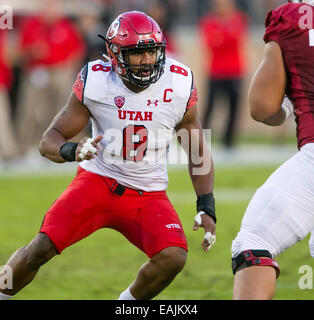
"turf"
0,166,313,300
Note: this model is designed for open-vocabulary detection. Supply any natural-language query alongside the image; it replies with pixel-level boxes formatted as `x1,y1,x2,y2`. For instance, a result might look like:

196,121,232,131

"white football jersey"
72,57,197,191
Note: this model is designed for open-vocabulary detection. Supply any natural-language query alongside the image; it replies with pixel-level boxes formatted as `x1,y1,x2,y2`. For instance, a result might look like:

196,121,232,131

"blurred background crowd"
0,0,292,164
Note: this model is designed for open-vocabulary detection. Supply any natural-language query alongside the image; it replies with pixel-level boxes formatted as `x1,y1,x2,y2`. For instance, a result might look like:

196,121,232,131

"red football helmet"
99,11,166,87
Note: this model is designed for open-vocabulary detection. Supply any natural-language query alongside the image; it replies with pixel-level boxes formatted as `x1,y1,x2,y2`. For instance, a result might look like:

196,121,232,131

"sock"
118,287,136,300
0,292,13,300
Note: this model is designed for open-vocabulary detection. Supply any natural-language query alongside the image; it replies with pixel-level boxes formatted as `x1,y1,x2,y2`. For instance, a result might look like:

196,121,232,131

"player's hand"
75,135,103,162
193,212,216,253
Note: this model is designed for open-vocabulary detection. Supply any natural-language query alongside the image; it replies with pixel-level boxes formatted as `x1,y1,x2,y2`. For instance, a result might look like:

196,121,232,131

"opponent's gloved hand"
193,193,216,252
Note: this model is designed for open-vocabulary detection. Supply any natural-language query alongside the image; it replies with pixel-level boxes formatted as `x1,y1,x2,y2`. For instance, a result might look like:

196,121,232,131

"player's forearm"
251,106,286,126
257,96,294,126
188,157,214,196
250,92,285,126
189,157,217,226
39,128,67,163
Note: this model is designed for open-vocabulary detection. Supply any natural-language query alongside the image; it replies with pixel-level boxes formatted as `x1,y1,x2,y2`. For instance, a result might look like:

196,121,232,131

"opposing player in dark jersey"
232,0,314,299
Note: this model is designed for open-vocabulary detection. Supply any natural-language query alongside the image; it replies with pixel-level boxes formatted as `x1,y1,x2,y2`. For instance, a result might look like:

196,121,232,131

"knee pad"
232,250,280,278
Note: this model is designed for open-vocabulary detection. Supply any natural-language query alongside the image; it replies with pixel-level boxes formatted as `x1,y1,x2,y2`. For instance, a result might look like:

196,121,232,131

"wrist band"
59,142,78,162
197,193,216,223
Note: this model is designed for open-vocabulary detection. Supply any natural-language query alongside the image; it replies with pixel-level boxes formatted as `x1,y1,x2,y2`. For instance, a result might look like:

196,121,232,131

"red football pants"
40,167,188,258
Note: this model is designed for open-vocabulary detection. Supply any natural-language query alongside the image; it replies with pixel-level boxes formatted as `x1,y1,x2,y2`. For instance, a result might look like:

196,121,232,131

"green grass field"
0,165,313,300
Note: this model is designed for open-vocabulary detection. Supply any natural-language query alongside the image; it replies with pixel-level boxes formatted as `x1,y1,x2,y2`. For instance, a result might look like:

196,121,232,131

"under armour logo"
147,100,158,107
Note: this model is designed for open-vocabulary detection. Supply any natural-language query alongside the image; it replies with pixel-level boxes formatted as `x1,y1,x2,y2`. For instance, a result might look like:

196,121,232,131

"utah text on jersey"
72,57,198,191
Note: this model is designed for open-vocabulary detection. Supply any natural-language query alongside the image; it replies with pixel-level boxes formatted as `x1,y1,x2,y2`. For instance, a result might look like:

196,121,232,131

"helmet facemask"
121,43,166,88
106,40,166,88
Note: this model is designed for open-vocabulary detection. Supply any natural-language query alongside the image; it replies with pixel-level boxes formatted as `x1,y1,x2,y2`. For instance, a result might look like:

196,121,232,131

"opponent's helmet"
100,11,166,88
288,0,314,4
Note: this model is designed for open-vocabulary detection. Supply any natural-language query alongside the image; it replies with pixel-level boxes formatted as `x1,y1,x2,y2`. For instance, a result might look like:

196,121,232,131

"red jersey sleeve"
72,64,88,103
186,83,198,110
263,3,305,45
264,8,283,43
186,72,198,110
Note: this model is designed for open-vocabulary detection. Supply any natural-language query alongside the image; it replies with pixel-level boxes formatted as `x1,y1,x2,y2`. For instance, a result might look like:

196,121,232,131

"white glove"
281,96,294,120
194,211,216,250
79,138,97,160
204,232,216,249
194,211,205,226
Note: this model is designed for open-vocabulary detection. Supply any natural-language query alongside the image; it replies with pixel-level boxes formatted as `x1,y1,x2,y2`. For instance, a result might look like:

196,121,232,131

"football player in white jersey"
232,0,314,299
0,11,216,300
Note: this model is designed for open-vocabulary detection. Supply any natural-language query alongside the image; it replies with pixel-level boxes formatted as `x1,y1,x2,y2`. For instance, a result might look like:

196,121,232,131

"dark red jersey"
264,3,314,149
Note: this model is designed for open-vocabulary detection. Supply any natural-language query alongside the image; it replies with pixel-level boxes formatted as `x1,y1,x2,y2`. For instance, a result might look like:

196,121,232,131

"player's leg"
16,77,41,155
232,249,279,300
202,78,218,129
0,168,111,299
233,265,276,300
114,190,188,300
122,246,186,300
0,232,57,297
232,146,314,299
224,79,241,148
0,90,19,159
